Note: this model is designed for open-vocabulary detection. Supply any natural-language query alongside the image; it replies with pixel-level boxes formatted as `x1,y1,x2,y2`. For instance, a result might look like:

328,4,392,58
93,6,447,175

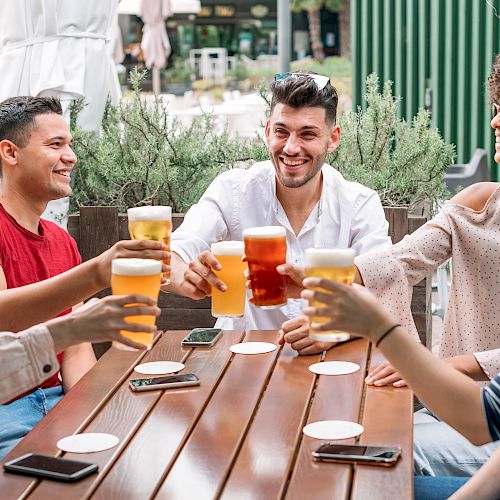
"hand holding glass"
127,206,172,284
111,258,162,350
304,248,356,342
210,241,247,318
243,226,287,308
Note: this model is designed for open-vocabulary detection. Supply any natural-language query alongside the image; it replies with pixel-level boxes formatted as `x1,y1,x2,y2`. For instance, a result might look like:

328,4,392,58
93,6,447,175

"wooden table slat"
350,348,414,500
284,339,370,500
220,344,321,500
26,331,189,500
154,330,282,500
0,332,413,500
90,330,245,500
0,342,149,500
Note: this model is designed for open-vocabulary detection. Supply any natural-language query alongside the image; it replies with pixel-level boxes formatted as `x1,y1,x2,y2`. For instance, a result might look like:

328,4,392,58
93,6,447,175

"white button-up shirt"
171,161,391,331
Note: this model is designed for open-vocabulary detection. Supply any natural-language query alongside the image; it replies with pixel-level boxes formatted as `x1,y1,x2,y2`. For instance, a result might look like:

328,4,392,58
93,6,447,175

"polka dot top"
356,186,500,378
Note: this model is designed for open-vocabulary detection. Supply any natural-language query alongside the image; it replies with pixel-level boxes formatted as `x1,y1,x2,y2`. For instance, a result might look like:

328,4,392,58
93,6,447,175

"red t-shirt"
0,203,81,401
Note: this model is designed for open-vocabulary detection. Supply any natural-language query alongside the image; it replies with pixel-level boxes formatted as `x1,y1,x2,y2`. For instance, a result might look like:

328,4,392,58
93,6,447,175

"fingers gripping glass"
274,72,330,90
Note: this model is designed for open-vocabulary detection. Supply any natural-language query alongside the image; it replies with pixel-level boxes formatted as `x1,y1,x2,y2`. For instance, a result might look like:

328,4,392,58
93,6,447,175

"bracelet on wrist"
375,324,401,348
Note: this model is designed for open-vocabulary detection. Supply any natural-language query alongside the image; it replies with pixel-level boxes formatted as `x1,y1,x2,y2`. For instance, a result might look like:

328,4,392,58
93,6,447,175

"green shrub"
70,68,266,213
328,74,454,207
71,70,453,213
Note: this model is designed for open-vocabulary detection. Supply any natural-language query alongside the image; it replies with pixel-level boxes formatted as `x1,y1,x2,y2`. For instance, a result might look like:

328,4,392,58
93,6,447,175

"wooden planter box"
68,205,431,347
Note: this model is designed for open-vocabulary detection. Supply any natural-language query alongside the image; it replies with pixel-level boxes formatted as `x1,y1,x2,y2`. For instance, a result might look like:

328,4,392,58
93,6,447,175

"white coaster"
134,361,185,375
303,420,364,440
308,361,360,376
57,433,119,453
230,342,278,355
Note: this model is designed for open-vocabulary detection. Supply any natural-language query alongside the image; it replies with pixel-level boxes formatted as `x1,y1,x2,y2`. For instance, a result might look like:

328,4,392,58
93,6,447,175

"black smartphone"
312,444,402,466
4,453,98,482
181,328,222,347
129,373,200,392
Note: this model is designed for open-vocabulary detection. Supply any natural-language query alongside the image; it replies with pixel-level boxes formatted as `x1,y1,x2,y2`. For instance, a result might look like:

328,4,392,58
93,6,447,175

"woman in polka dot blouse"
354,55,500,478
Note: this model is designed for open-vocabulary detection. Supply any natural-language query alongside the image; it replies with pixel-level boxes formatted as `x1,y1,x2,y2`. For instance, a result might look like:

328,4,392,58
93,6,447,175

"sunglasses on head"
274,72,331,90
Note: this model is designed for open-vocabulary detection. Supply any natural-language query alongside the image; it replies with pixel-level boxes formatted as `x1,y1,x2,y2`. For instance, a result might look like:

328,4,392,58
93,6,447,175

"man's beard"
272,154,325,189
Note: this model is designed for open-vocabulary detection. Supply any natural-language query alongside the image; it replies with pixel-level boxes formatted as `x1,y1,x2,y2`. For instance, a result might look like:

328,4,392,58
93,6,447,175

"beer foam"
242,226,286,239
305,248,356,268
127,206,172,221
211,241,244,256
112,258,162,276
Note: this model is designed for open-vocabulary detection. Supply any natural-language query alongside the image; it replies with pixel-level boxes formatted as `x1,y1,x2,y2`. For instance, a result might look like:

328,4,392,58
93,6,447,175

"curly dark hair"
270,72,338,125
487,54,500,105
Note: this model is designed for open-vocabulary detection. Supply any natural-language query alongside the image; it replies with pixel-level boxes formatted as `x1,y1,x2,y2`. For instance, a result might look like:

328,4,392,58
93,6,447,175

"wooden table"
0,330,413,499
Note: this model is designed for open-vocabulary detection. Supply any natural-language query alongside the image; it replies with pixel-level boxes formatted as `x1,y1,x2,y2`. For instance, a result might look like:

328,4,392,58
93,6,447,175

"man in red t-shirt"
0,96,168,459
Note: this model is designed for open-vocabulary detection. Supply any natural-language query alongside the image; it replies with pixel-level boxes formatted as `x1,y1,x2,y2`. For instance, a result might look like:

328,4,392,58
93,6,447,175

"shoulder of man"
211,161,273,189
323,164,381,203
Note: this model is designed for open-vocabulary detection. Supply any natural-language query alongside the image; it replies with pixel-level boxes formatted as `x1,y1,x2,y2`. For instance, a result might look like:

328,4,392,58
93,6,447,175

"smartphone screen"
313,444,401,465
129,373,200,391
4,453,98,481
182,328,222,346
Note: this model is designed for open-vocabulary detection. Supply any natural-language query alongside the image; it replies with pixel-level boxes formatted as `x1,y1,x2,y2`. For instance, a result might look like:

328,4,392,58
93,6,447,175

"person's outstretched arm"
0,240,168,332
302,279,491,445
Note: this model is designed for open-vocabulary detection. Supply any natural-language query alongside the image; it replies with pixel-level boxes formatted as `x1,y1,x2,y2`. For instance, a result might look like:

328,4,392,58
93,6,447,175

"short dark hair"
0,96,63,148
488,54,500,106
270,72,338,125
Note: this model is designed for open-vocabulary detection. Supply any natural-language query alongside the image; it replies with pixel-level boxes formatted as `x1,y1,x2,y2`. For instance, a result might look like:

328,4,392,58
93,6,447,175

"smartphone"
3,453,98,482
181,328,222,347
312,444,402,466
129,373,200,392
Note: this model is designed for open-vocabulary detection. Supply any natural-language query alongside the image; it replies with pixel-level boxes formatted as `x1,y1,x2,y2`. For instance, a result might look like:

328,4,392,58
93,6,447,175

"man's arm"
0,240,168,332
349,191,392,255
164,251,224,300
59,302,96,392
60,342,96,392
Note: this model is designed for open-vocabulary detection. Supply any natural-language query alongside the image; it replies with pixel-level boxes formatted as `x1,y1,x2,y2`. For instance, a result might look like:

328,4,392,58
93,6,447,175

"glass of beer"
111,258,162,350
243,226,287,309
304,248,356,342
211,241,247,318
127,206,172,284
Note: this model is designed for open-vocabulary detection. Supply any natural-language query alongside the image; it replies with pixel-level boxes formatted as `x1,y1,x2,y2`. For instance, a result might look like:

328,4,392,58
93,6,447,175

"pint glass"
211,241,247,318
111,258,162,350
243,226,287,308
304,248,356,342
127,206,172,284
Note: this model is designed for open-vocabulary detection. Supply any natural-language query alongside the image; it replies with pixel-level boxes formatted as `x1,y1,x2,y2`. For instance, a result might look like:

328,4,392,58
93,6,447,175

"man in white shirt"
167,72,391,353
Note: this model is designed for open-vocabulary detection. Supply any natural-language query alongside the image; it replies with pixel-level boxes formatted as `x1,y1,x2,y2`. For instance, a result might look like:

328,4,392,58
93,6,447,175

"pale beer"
127,206,172,283
111,258,162,349
243,226,287,308
211,241,247,317
304,248,356,342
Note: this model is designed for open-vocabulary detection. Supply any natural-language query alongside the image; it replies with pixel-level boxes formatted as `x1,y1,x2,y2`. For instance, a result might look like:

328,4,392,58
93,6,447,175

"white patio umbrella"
0,0,121,228
140,0,172,95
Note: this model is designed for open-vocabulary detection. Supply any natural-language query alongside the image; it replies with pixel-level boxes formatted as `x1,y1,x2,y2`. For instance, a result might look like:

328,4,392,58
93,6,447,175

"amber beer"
211,241,247,318
127,206,172,284
111,258,162,350
305,248,356,342
243,226,287,308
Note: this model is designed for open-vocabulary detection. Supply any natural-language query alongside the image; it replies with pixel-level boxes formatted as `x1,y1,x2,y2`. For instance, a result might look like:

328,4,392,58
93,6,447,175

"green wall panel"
352,0,500,180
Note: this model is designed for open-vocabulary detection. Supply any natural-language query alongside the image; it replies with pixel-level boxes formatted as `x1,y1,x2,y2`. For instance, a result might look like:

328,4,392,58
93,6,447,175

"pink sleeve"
355,211,453,340
474,349,500,380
